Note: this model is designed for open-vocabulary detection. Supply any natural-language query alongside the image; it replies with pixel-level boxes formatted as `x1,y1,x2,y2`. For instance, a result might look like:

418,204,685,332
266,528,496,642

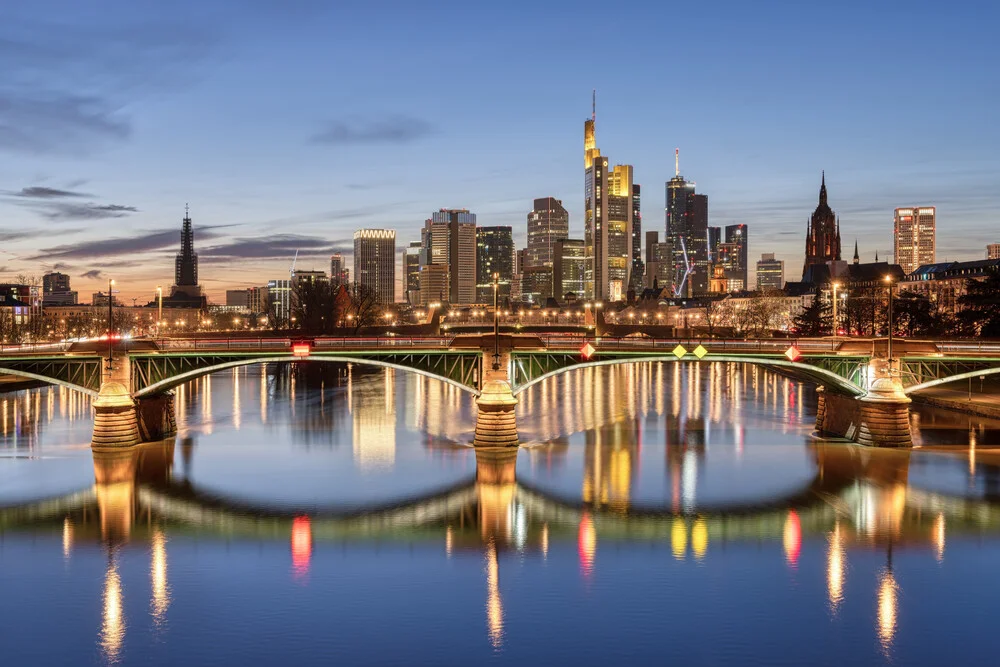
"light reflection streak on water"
101,552,125,662
827,522,845,613
485,539,503,648
877,567,898,656
671,518,687,560
232,367,241,431
933,513,946,562
62,517,74,559
691,518,708,560
259,364,267,424
151,528,170,626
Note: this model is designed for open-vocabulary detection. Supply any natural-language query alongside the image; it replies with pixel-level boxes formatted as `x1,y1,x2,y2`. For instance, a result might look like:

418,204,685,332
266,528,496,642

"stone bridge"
2,336,1000,448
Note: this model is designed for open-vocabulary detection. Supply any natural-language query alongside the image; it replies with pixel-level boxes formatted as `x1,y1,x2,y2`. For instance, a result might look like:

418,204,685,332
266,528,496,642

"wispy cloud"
309,115,433,146
32,227,222,260
80,269,102,279
39,202,139,220
9,185,91,198
200,234,350,261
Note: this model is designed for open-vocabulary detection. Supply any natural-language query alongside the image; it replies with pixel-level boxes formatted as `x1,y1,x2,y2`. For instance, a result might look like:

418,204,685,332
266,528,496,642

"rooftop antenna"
184,202,189,218
675,148,680,177
592,89,596,122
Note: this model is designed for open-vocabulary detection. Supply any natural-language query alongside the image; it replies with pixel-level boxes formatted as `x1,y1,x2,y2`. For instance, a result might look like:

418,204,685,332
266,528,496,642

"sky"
1,0,998,303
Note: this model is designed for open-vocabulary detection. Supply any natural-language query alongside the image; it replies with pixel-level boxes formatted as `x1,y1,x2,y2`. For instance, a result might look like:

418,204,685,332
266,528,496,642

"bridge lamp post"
155,286,163,336
492,272,501,371
831,282,841,337
107,279,116,363
884,275,895,367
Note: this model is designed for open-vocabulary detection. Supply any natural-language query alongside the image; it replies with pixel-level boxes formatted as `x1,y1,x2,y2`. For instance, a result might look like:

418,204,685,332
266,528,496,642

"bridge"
2,335,1000,448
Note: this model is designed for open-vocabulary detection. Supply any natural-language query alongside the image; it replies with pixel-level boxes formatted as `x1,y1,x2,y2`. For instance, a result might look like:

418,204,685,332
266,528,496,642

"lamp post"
831,282,840,337
156,286,163,337
107,279,116,369
491,272,500,371
884,275,895,365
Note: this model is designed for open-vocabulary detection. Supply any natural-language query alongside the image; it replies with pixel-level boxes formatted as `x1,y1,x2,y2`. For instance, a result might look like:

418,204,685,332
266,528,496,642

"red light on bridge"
785,345,801,362
580,342,595,360
292,343,311,358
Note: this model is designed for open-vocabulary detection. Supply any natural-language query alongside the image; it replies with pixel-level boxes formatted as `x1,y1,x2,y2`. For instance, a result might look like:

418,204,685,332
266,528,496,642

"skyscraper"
893,207,936,275
988,243,1000,260
665,150,709,297
630,183,643,291
476,226,514,302
422,209,476,304
756,253,784,290
404,242,422,304
707,226,721,262
526,198,569,269
803,172,841,279
42,272,77,306
643,231,672,290
174,205,198,292
584,95,634,302
553,238,586,299
353,229,396,305
330,253,349,286
724,224,748,289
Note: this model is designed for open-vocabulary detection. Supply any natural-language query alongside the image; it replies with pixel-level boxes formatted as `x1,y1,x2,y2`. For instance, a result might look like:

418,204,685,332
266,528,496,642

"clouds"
200,234,349,261
80,269,102,280
310,115,433,146
2,182,138,221
31,228,208,261
0,15,214,156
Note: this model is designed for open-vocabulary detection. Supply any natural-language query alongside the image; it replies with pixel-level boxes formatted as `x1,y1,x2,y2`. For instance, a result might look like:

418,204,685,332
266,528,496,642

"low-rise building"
903,259,1000,314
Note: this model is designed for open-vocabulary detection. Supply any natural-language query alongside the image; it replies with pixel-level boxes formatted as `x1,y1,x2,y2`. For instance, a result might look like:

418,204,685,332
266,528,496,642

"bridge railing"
537,337,844,353
151,336,456,351
0,342,73,355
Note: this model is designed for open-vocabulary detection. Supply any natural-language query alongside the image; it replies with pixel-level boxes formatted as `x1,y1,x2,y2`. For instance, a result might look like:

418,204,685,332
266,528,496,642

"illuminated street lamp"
884,275,895,363
106,278,116,368
831,282,841,337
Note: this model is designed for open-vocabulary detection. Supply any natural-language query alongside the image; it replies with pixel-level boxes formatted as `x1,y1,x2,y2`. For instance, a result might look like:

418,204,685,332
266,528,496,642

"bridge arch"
904,367,1000,395
0,366,98,398
511,355,867,397
131,355,481,399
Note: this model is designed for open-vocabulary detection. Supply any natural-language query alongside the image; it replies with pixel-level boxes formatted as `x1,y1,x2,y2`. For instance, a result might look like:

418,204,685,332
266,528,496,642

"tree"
292,279,344,335
792,296,831,336
345,283,382,334
958,272,1000,337
894,290,951,337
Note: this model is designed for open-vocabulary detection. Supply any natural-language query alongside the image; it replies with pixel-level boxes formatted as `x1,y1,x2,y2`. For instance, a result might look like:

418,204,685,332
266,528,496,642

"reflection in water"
0,386,91,448
691,519,708,560
291,516,312,579
933,513,946,562
101,551,125,662
827,522,845,613
352,368,396,471
877,567,899,655
671,518,686,560
783,510,801,567
63,517,74,560
151,529,170,627
485,539,503,648
578,513,596,577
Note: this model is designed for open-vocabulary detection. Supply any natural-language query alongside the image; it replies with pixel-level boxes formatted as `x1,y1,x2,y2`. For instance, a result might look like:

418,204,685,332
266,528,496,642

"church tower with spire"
802,172,842,279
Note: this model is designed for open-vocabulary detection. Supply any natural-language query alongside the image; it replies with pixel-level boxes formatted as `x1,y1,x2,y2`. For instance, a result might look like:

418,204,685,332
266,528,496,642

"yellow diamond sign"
672,344,688,359
785,345,801,362
693,344,708,359
580,342,596,360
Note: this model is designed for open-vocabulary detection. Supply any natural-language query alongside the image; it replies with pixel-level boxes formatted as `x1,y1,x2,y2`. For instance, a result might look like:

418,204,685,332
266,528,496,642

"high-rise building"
526,198,569,269
643,231,672,290
708,226,722,262
988,243,1000,260
42,272,77,306
893,207,936,275
630,183,643,291
247,286,267,314
293,270,327,288
226,289,250,308
723,224,748,289
354,229,396,305
476,226,514,303
172,205,200,297
418,264,448,306
267,279,291,325
404,242,422,305
553,238,586,300
756,253,784,290
330,253,349,286
422,209,476,304
584,97,634,302
511,248,526,302
665,150,709,297
803,172,841,279
521,266,553,305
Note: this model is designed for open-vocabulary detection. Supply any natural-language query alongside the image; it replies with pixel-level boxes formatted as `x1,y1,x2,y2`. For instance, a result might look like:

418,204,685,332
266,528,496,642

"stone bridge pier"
473,342,519,448
816,358,913,447
92,352,176,449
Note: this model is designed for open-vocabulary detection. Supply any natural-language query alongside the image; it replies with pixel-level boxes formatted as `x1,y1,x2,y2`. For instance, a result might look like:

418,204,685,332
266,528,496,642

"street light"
491,272,500,371
155,286,163,337
831,282,841,337
106,279,116,369
884,275,895,364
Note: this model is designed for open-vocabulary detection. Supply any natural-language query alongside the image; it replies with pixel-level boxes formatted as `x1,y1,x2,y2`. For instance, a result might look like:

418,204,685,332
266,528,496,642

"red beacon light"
292,341,312,358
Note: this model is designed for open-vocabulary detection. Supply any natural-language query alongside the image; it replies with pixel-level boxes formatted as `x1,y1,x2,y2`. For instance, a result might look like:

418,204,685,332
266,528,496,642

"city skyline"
2,1,999,302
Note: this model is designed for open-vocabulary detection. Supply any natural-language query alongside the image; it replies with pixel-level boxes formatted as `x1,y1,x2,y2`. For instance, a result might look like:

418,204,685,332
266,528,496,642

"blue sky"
1,0,998,300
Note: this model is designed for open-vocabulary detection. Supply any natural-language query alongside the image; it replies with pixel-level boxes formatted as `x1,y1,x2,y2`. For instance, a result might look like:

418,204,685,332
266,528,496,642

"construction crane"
289,249,299,280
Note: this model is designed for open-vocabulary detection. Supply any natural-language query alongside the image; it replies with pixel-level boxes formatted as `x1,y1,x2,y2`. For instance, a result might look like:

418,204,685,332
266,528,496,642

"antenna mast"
675,148,680,177
592,89,596,122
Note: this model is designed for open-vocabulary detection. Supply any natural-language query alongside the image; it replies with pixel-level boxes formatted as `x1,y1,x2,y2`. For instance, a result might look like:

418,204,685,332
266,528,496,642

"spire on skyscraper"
675,148,680,177
853,239,860,264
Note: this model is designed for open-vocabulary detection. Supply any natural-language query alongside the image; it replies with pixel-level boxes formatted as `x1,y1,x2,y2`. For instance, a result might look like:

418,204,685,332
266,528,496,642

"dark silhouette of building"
630,183,643,291
165,205,206,308
802,172,841,279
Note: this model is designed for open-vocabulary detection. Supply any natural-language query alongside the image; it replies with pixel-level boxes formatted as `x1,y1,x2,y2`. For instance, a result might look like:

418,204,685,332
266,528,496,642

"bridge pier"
91,381,141,450
816,360,912,447
136,392,177,443
474,348,518,447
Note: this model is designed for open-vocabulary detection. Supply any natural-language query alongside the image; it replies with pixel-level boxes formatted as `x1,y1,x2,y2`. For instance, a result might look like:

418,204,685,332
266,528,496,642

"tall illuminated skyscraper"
422,209,476,304
665,150,708,297
893,206,935,275
353,229,396,305
330,253,349,286
476,226,514,302
584,94,634,301
630,183,643,291
404,242,422,304
526,198,569,269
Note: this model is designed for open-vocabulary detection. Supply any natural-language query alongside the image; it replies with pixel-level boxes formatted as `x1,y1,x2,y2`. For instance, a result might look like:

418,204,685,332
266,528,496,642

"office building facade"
475,226,514,303
353,229,396,305
893,206,936,275
526,198,569,269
